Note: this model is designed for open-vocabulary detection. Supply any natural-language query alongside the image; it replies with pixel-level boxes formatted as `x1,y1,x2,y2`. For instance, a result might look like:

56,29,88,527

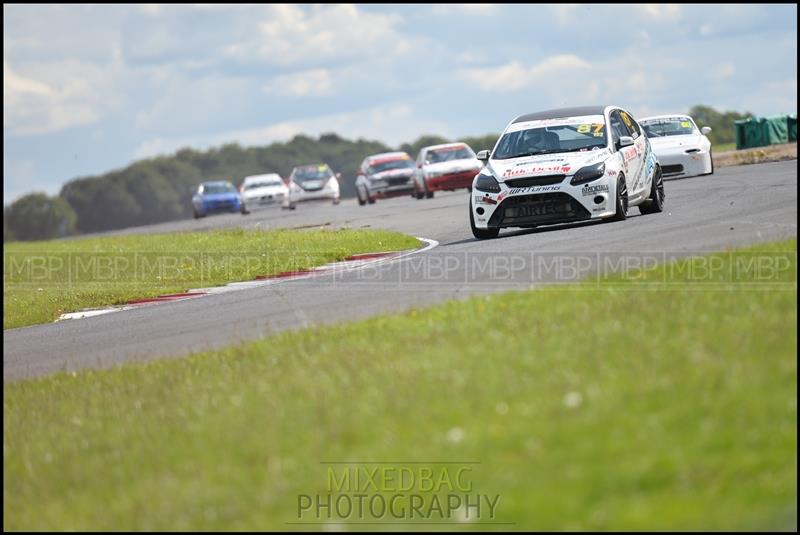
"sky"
3,3,797,203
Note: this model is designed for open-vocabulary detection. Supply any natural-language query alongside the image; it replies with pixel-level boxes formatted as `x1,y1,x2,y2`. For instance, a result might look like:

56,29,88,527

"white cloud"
264,69,333,97
712,62,736,80
700,24,713,36
225,4,410,66
133,103,453,160
461,55,592,93
139,4,163,16
636,4,682,22
737,79,798,116
3,60,105,135
432,4,496,16
551,4,579,26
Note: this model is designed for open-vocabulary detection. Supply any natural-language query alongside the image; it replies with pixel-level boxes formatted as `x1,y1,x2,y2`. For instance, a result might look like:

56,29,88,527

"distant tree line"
2,105,762,241
687,105,752,145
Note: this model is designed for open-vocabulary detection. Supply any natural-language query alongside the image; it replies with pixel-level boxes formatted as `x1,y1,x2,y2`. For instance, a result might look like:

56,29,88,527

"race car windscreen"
202,183,237,194
427,146,474,163
370,158,415,173
640,118,697,138
293,166,333,183
493,117,607,159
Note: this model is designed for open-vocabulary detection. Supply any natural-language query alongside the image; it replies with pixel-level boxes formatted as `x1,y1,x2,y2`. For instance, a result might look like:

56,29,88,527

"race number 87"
577,123,604,136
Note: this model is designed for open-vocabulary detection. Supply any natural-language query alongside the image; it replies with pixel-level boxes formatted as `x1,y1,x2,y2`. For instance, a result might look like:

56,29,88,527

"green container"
735,115,791,149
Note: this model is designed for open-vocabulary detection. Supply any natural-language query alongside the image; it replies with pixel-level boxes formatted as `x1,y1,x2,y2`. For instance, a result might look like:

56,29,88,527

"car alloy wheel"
610,174,628,221
640,165,664,214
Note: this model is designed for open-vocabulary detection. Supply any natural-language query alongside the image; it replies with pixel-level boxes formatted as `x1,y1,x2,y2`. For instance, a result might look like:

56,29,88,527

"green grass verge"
3,240,796,530
3,228,421,329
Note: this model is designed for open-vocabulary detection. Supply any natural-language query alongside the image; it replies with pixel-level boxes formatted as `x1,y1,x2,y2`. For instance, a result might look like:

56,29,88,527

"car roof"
512,105,609,123
638,114,693,122
201,180,233,186
423,142,469,151
292,163,330,171
243,173,281,182
367,151,410,162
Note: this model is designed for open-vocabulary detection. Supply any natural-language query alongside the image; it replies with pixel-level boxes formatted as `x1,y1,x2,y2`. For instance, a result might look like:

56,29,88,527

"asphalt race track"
4,160,797,381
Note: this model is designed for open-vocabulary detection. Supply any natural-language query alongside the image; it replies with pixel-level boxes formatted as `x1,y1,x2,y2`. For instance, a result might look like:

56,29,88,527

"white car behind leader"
469,105,664,240
283,163,341,210
639,114,713,178
239,173,288,210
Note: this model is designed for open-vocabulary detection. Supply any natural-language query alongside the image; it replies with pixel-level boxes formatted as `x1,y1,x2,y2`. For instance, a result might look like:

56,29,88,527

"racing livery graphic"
469,105,665,239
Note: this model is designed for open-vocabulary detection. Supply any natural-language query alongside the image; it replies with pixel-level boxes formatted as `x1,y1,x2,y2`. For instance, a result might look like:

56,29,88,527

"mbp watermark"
292,462,507,526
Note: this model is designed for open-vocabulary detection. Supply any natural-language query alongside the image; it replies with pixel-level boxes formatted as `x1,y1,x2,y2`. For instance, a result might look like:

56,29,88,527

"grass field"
3,239,796,530
2,228,420,329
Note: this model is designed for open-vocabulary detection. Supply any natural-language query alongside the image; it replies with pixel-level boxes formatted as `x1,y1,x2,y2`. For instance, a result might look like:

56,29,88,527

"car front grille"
488,192,591,227
386,176,412,186
300,183,324,191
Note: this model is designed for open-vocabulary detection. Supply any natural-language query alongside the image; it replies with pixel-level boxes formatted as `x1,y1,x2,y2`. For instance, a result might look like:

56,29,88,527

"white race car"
239,173,288,210
638,115,713,178
470,105,664,239
283,163,341,210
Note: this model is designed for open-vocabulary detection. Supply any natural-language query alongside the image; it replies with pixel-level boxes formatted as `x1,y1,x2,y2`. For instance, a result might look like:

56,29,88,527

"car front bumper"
287,187,339,204
471,174,616,229
653,148,712,178
370,180,415,198
427,170,479,191
243,192,285,205
199,199,241,214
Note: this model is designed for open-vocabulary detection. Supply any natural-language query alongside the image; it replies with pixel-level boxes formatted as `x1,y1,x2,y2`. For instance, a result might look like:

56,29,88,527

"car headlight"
570,162,606,185
475,172,500,193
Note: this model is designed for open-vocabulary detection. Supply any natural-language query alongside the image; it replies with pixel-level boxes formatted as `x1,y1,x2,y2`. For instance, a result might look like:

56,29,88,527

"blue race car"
192,181,247,218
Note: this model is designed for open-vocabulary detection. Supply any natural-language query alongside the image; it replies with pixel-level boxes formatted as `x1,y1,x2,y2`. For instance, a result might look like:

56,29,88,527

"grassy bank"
3,228,421,329
3,240,796,530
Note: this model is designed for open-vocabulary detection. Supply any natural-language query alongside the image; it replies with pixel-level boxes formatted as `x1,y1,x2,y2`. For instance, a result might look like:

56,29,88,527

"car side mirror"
476,149,491,163
701,126,712,135
618,136,634,149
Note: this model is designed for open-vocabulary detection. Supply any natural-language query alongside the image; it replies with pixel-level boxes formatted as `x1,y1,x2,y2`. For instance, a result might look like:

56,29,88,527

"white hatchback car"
283,163,341,210
638,115,713,178
469,105,663,239
239,173,288,210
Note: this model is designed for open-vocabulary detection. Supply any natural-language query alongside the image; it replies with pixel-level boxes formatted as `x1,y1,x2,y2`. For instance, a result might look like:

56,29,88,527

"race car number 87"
577,123,604,136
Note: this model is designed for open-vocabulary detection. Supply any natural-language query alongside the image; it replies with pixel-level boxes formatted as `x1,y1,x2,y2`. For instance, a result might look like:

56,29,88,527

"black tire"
193,209,204,219
414,181,425,200
639,165,665,215
333,198,340,205
609,174,628,221
367,196,375,204
470,199,499,239
240,203,250,215
424,178,434,199
357,188,366,206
